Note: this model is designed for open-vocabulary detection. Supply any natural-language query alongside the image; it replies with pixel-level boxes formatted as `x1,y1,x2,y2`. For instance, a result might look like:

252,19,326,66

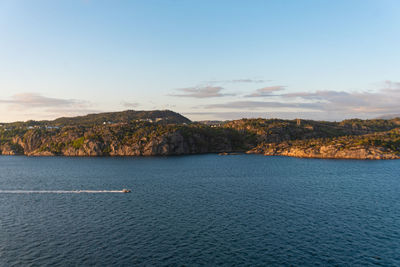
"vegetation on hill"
222,118,400,143
52,110,191,126
0,110,191,128
339,118,400,132
249,128,400,159
1,110,400,159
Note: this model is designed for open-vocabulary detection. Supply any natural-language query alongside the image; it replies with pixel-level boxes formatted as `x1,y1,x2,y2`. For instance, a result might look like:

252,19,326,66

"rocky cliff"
0,123,250,156
247,143,399,159
247,129,400,160
1,113,400,159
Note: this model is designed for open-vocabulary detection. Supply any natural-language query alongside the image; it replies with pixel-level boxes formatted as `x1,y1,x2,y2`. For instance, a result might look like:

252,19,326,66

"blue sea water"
0,155,399,266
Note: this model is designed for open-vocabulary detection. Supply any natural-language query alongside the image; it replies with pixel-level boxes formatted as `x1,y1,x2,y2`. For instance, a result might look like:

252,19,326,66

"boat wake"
0,190,130,194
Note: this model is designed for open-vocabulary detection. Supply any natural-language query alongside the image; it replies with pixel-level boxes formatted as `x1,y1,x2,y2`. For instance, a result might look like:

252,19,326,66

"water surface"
0,155,399,266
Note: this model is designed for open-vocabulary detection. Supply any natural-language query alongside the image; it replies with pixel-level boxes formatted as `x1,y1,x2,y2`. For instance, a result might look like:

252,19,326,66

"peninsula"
1,110,399,160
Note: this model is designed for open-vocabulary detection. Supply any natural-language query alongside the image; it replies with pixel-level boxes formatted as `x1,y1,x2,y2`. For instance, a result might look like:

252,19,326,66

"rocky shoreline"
247,144,400,160
2,140,399,160
0,129,247,157
1,111,400,160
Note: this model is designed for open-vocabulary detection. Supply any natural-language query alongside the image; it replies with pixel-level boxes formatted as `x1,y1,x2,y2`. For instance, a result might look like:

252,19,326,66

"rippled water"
1,155,400,266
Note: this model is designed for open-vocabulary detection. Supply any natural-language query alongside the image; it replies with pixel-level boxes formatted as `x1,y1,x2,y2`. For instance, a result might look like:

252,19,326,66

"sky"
1,0,400,122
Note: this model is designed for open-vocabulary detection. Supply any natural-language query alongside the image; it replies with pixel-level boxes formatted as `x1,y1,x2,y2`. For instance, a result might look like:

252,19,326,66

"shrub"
72,137,85,149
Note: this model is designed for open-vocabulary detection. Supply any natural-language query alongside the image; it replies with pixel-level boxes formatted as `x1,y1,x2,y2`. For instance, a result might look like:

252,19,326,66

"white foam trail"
0,190,126,194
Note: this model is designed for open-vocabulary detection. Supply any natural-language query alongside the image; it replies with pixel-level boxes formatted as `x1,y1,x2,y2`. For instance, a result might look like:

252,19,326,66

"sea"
0,155,399,266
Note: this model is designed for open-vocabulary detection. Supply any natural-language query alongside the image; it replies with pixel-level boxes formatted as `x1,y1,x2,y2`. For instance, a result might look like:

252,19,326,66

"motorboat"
122,189,131,193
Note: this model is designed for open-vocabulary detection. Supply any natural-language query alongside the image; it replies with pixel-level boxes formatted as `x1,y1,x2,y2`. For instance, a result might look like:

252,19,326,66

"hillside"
0,122,252,156
1,110,400,159
248,128,400,159
222,118,400,142
52,110,191,126
0,110,191,128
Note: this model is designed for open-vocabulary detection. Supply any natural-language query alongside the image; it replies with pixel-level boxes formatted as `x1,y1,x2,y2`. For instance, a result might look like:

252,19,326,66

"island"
1,110,399,159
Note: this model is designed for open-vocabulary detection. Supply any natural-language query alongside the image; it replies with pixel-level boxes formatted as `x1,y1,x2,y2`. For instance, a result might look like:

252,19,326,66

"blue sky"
1,0,400,122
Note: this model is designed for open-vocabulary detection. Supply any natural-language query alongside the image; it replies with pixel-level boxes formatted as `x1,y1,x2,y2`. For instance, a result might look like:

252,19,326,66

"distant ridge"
5,110,191,127
376,114,400,120
52,110,191,126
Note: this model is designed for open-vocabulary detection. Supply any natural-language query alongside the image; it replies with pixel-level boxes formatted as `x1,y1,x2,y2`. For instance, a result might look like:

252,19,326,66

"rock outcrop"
0,125,247,157
1,116,400,160
247,143,399,160
0,143,24,155
247,129,400,160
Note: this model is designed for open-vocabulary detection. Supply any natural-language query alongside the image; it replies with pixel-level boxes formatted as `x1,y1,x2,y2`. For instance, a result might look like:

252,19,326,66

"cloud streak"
170,86,235,98
245,86,285,97
192,80,400,120
281,84,400,114
0,93,84,109
0,93,97,119
121,101,139,108
206,79,269,84
203,100,322,110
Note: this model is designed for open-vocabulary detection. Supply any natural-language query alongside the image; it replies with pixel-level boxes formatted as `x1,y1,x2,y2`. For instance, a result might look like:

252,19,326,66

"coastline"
1,112,400,160
1,149,398,160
